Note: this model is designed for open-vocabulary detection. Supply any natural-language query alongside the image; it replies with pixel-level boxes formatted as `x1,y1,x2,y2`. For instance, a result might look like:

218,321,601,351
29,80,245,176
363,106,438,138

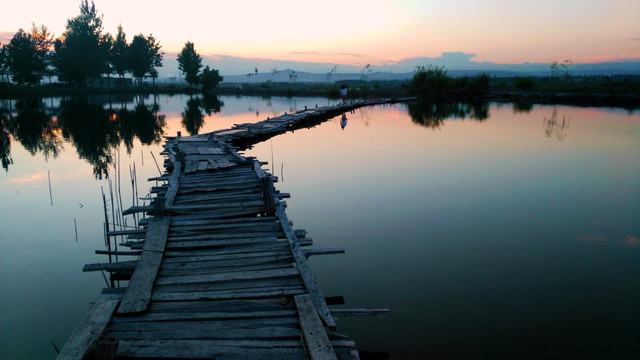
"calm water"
0,95,638,359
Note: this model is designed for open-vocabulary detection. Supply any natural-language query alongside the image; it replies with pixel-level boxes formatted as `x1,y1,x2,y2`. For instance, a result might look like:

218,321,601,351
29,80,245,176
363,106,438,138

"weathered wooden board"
157,261,294,277
295,294,337,360
153,277,304,295
161,249,292,264
167,231,285,242
197,146,225,155
164,161,181,207
151,288,307,302
154,267,299,286
83,260,137,272
276,204,335,328
112,309,297,323
177,136,210,142
110,317,300,332
164,236,280,250
118,339,308,360
55,293,120,360
117,216,171,314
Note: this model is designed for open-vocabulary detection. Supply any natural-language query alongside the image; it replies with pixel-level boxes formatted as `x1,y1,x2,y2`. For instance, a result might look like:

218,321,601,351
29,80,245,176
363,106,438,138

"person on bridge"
340,85,348,104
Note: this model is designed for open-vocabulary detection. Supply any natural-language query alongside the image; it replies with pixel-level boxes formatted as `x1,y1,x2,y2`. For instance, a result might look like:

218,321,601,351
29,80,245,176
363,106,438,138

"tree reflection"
58,98,119,179
202,93,223,116
513,102,533,113
0,110,12,172
407,101,489,129
117,103,166,153
12,98,63,160
543,107,569,140
182,97,204,135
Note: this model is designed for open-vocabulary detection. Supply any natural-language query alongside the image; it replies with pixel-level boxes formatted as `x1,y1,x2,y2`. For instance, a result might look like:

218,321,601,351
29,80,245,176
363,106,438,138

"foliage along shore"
1,74,639,110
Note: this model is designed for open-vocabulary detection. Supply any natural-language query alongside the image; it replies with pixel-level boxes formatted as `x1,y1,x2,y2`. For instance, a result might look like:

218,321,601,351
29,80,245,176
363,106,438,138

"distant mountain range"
158,51,640,83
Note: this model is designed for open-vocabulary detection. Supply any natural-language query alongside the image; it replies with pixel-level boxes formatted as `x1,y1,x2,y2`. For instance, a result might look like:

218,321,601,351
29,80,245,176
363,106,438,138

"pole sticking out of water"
48,170,53,206
74,218,78,242
270,139,274,174
150,151,162,176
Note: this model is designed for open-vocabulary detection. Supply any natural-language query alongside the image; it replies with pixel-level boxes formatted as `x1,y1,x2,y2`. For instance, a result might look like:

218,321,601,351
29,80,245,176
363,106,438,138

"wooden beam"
56,293,120,360
303,248,345,257
276,204,335,328
117,216,171,314
164,160,181,207
83,260,137,272
295,294,337,360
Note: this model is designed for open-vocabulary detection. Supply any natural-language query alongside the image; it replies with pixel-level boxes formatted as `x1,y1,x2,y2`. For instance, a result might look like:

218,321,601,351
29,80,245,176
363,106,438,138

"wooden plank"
303,248,345,257
112,310,297,322
109,317,300,332
151,288,306,302
197,161,209,171
83,260,137,272
117,216,171,314
154,267,299,286
157,261,293,277
197,147,225,155
95,250,142,256
164,236,280,250
168,200,267,212
330,308,391,316
56,294,120,360
168,231,285,242
295,294,337,360
117,339,308,360
177,135,210,142
276,204,335,328
105,229,145,236
164,161,181,207
184,160,198,174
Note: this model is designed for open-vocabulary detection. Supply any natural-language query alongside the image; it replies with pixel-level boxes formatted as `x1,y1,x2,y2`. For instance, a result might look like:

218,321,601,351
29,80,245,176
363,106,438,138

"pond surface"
0,95,638,359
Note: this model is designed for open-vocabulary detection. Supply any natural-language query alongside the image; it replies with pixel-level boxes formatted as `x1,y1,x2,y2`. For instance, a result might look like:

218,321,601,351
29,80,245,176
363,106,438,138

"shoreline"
1,82,639,110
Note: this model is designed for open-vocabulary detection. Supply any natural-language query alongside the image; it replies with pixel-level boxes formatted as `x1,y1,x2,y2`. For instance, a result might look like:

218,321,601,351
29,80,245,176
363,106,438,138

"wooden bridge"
57,99,403,360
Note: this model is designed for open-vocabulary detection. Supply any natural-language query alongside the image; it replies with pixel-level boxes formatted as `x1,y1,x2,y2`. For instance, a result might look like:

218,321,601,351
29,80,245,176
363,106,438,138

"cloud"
1,172,48,185
0,31,13,44
290,51,366,58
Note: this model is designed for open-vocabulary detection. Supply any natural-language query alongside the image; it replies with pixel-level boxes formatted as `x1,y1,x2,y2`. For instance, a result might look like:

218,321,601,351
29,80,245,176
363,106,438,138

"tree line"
0,0,221,92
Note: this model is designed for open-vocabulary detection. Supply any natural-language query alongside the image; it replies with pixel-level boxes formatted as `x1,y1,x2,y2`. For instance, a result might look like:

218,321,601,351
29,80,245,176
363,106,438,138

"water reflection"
340,113,348,130
513,101,534,113
407,101,489,129
181,95,224,135
543,107,570,140
0,96,169,178
0,112,12,171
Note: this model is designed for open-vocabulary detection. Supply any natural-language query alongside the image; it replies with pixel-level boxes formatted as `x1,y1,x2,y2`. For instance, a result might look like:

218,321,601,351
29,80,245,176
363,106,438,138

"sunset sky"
1,0,639,69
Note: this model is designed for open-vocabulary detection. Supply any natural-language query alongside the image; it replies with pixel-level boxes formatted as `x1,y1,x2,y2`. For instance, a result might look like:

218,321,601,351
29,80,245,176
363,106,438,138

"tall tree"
111,25,129,81
54,0,108,85
30,23,54,79
146,34,163,85
0,46,7,80
5,28,49,85
200,66,223,93
128,34,151,85
128,34,163,86
177,42,202,87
